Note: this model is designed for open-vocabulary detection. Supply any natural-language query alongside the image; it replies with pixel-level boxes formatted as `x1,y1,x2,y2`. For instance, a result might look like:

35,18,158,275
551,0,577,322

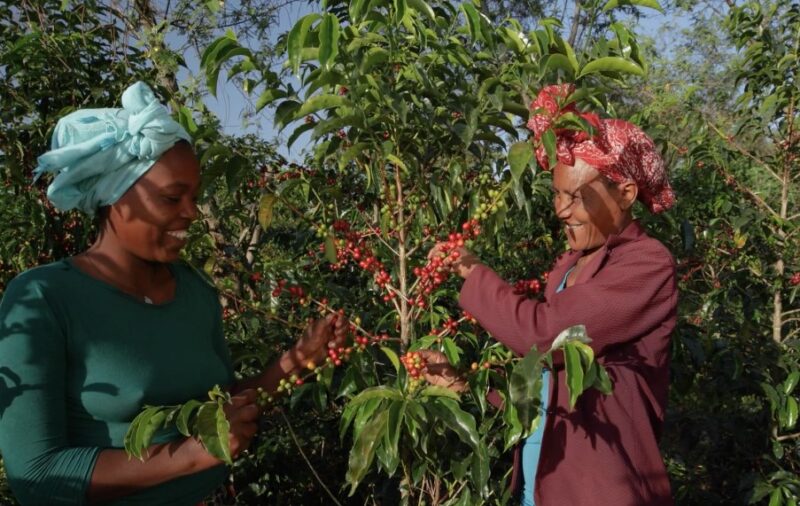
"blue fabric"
521,370,549,506
521,267,573,506
33,81,191,215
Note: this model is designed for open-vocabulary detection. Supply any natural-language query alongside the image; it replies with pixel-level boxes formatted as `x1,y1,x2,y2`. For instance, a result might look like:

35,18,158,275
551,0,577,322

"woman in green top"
0,82,347,505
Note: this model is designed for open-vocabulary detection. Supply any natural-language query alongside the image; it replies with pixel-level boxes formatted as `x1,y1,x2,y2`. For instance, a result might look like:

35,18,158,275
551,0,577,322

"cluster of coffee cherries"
473,188,507,221
462,310,477,324
430,317,459,337
412,220,481,308
400,351,428,390
791,272,800,286
513,278,542,297
271,280,307,304
316,222,396,303
325,345,351,367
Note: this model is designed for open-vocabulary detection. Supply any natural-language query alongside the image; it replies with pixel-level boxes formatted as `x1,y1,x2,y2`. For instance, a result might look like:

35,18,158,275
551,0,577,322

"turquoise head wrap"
34,81,192,215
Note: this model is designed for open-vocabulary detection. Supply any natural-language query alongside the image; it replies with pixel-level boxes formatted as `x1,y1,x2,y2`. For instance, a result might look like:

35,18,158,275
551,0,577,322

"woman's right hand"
417,350,468,393
193,389,260,468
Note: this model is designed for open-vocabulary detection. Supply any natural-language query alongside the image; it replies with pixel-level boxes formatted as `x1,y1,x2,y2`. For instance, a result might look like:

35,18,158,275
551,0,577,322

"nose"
181,196,199,221
554,195,572,220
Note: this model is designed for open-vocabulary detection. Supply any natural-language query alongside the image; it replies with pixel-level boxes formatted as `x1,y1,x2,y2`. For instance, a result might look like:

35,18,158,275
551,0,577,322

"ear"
618,180,638,211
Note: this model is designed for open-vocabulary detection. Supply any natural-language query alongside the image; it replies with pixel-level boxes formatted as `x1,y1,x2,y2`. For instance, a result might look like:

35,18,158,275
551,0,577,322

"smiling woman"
0,82,348,506
424,84,678,506
73,142,202,305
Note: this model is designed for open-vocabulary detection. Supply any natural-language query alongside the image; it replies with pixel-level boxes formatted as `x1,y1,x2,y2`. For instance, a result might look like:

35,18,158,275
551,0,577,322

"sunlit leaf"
257,194,277,230
602,0,664,13
578,57,645,78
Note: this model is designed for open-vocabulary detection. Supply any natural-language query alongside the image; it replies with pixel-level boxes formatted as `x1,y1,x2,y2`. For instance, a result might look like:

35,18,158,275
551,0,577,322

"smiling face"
103,142,200,263
551,158,637,252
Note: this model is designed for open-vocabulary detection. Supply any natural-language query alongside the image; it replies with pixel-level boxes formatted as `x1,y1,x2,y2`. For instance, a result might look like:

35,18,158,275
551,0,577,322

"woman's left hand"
417,349,468,393
427,242,481,279
291,312,349,369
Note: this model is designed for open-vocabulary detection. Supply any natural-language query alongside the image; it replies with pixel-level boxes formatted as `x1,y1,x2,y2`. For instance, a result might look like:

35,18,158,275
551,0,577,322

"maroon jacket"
459,221,676,506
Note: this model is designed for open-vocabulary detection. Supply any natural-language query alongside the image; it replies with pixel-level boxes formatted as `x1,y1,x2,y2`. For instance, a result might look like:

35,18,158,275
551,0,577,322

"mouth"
564,223,583,230
166,230,188,241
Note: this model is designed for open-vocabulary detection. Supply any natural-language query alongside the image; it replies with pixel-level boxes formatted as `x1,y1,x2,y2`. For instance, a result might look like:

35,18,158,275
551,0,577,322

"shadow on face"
552,159,635,252
98,142,201,262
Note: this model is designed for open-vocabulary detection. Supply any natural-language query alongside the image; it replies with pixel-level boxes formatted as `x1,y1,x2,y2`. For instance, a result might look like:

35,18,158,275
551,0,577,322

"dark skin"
72,143,348,504
423,159,638,387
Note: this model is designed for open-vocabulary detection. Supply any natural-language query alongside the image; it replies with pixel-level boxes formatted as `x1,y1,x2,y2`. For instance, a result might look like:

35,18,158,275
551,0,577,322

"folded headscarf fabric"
527,84,675,214
33,81,191,215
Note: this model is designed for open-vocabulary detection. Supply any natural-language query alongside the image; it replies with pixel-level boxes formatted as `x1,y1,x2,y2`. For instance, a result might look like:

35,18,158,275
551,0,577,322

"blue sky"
178,1,684,162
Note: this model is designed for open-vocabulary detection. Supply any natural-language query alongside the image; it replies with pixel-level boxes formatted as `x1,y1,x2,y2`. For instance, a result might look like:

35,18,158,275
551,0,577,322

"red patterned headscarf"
526,84,675,214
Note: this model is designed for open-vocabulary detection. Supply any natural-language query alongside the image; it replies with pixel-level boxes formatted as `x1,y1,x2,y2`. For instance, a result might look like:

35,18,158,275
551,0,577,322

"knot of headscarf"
526,84,675,214
33,81,191,215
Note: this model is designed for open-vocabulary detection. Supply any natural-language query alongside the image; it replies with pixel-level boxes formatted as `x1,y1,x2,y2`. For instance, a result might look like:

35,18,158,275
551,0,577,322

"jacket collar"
546,220,647,297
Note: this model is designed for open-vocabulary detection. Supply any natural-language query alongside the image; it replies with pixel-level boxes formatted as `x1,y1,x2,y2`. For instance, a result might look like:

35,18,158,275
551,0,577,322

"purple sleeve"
458,248,676,365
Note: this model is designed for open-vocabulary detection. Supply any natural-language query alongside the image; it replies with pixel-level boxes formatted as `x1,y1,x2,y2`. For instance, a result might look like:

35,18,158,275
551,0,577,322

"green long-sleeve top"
0,259,235,505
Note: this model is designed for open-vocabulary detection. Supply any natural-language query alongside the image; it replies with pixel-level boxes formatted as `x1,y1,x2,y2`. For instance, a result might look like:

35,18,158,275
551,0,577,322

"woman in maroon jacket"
426,85,677,506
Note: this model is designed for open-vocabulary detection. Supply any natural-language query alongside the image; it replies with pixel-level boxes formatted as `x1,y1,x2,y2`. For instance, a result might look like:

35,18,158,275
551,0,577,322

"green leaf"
564,343,585,409
175,399,203,436
380,401,405,474
544,53,577,77
380,346,401,373
196,401,232,465
295,94,351,119
594,364,613,395
602,0,663,13
442,337,461,365
176,106,198,137
762,383,780,412
578,57,644,78
461,3,482,43
349,0,368,23
502,100,529,120
324,234,337,263
768,488,781,506
426,397,480,449
287,122,316,149
509,345,544,434
346,409,389,495
784,397,798,429
472,442,490,497
318,14,340,70
541,129,557,169
124,406,164,460
386,154,409,173
784,371,800,395
502,395,523,449
348,385,405,409
407,0,436,20
393,0,407,24
360,47,390,72
274,100,302,131
288,13,321,76
419,385,461,401
255,88,287,112
257,194,277,231
508,141,533,182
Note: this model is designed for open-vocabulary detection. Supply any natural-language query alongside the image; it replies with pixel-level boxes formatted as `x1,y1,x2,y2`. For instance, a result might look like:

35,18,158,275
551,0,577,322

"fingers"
230,389,258,407
427,242,448,261
416,349,447,364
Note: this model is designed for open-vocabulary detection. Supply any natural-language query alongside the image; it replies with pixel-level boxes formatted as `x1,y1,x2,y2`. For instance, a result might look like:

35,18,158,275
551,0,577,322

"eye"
162,195,181,204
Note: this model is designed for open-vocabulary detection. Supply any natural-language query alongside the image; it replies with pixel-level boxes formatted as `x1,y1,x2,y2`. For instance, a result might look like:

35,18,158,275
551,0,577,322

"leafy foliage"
2,0,799,504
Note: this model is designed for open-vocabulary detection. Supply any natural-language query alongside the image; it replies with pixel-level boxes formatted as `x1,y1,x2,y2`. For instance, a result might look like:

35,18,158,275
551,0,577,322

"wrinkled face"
105,142,200,263
551,158,631,252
